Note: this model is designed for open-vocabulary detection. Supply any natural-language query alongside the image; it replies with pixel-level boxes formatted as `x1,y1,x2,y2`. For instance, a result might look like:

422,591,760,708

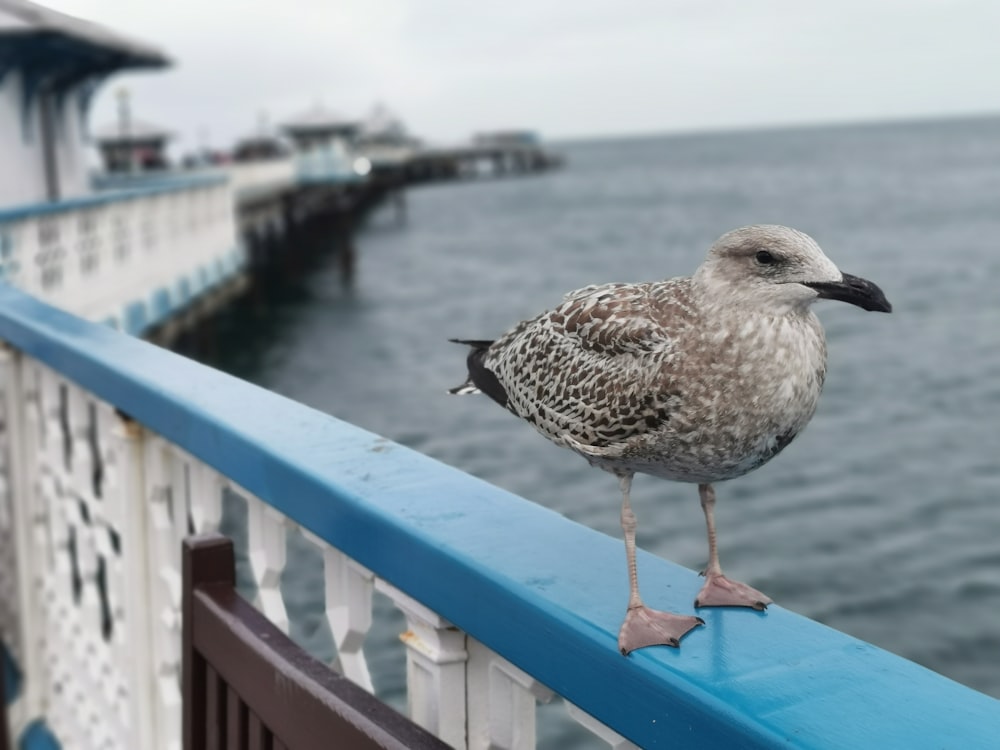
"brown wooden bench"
183,534,450,750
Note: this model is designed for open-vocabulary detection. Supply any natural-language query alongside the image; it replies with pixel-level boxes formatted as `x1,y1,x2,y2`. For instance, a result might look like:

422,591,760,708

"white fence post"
246,495,290,634
466,638,553,750
378,581,469,749
301,533,376,692
565,702,641,750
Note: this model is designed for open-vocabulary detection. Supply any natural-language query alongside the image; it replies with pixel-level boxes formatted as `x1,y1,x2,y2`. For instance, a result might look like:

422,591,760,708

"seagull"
449,224,891,655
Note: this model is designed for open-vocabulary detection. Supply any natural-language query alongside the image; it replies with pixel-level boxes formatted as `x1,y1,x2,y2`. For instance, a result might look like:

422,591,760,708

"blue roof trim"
151,287,172,319
176,277,192,305
0,287,997,749
122,300,147,336
0,32,167,76
114,249,242,335
0,174,226,223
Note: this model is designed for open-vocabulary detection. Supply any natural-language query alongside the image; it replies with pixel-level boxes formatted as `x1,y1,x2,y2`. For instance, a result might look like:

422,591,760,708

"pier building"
0,0,243,343
0,0,167,204
94,116,172,174
281,105,364,184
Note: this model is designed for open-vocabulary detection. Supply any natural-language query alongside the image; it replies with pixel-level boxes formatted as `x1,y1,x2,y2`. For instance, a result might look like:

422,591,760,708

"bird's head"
693,224,892,315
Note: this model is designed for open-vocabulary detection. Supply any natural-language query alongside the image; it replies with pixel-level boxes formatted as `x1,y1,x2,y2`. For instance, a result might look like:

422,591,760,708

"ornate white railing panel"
0,176,241,334
15,359,148,748
0,348,629,749
0,289,998,750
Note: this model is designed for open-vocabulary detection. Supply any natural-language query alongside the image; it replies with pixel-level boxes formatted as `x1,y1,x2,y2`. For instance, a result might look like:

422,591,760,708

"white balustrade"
0,338,644,750
301,531,376,692
245,495,291,634
466,638,554,750
377,580,470,748
0,177,240,331
565,703,640,750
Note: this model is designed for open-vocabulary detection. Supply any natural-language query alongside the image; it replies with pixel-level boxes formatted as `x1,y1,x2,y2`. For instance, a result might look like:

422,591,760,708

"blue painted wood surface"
0,286,997,749
0,174,225,223
19,721,60,750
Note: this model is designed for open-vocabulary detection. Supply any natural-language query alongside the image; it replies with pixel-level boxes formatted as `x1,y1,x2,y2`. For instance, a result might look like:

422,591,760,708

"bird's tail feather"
448,338,500,401
448,338,495,348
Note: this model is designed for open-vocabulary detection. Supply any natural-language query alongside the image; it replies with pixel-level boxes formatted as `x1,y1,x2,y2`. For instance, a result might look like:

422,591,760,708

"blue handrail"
0,174,226,223
0,285,997,749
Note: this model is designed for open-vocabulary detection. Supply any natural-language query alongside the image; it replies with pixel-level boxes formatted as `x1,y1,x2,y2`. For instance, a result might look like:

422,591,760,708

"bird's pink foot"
618,605,704,655
694,574,772,610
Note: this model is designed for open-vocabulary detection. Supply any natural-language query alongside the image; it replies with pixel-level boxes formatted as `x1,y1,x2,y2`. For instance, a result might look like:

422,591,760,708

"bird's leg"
694,483,772,610
617,473,703,654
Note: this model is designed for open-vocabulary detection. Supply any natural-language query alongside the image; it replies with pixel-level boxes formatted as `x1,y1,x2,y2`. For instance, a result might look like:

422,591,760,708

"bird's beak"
803,273,892,313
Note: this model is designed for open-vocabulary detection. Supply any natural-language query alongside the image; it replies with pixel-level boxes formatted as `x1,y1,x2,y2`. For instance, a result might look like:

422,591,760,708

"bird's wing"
485,281,690,449
555,282,674,355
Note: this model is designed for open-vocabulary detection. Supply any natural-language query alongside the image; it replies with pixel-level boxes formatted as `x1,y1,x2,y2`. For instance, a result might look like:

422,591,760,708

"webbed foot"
694,575,772,610
618,605,704,655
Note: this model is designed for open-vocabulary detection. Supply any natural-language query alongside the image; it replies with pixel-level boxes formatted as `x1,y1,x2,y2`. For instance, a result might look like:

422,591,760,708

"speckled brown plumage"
450,224,891,654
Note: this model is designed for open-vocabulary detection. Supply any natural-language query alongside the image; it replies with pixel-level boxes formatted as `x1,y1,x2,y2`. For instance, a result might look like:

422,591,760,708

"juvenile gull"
450,225,891,655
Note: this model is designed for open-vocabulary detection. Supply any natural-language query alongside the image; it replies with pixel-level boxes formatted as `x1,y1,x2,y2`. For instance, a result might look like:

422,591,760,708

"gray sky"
50,0,1000,152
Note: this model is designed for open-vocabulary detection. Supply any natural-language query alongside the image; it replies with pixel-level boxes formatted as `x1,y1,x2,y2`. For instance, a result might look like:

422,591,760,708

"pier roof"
0,0,169,71
282,105,360,135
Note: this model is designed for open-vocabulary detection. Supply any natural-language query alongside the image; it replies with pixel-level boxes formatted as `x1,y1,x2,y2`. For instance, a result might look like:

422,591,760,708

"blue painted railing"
0,174,226,223
1,285,998,749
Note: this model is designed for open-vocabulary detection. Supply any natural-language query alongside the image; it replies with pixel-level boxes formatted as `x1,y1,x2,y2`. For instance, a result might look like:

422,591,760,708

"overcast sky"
49,0,1000,152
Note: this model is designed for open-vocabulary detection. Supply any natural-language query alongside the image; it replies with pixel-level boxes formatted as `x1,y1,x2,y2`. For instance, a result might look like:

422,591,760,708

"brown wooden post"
183,534,236,750
182,532,448,750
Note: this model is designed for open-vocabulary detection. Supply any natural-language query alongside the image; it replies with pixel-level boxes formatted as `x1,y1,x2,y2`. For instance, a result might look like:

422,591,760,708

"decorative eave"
0,0,169,88
0,1,170,136
0,0,168,62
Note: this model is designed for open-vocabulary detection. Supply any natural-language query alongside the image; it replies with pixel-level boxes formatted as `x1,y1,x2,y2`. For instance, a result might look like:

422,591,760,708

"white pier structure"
0,0,165,205
281,105,364,184
0,0,243,337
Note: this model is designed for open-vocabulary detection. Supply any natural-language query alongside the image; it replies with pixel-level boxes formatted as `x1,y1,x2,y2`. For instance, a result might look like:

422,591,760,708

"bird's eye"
755,251,777,265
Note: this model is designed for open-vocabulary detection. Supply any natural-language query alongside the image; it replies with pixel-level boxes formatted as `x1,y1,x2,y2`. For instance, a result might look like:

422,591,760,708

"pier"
2,1,999,749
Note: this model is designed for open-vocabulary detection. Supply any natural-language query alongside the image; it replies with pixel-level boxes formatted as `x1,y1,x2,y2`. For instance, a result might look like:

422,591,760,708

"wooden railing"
0,287,997,750
183,534,448,750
